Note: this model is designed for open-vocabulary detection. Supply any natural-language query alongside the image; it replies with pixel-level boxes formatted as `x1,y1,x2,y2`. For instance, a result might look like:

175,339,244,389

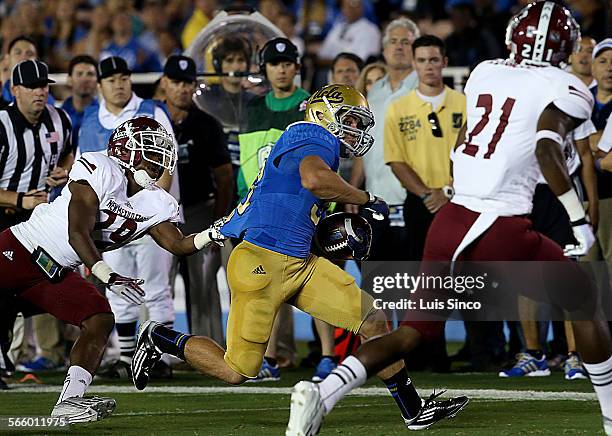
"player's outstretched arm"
535,103,594,256
149,221,225,256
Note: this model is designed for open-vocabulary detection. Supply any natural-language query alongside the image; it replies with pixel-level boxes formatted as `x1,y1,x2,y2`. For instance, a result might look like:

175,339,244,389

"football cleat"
312,357,336,382
97,359,132,379
51,396,116,424
405,390,469,430
286,381,325,436
499,352,551,377
564,353,588,380
131,320,163,391
249,359,281,382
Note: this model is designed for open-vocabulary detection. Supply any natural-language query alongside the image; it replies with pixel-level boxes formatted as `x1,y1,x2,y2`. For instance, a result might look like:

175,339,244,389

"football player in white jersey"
0,116,223,423
286,3,612,435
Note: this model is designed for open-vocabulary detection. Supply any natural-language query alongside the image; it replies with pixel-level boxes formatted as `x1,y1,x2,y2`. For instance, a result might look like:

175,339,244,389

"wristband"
91,260,113,284
194,230,213,250
16,192,24,209
442,185,455,199
535,129,564,146
363,191,375,205
557,189,586,222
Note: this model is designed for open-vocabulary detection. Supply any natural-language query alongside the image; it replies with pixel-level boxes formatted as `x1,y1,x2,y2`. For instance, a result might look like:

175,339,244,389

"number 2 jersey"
451,59,594,216
220,122,340,259
12,152,180,269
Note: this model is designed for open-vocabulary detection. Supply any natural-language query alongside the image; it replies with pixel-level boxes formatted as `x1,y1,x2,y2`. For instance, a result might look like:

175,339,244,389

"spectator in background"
61,55,98,152
259,0,283,24
2,36,55,105
100,11,162,73
275,10,305,56
160,55,233,345
384,35,465,261
569,36,597,88
349,18,420,260
45,0,86,72
444,1,501,69
0,56,9,109
182,0,218,50
355,61,386,97
158,30,182,67
318,0,381,63
72,4,111,60
138,0,167,55
294,0,339,41
588,40,612,270
330,52,363,87
568,0,607,42
201,36,256,179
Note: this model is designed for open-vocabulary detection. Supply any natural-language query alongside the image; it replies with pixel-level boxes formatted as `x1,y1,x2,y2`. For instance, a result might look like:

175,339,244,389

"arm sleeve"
598,114,612,153
383,103,405,164
294,143,337,168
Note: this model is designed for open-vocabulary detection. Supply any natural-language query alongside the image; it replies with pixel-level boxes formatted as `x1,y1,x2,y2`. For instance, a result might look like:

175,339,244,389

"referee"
0,59,73,230
0,59,73,380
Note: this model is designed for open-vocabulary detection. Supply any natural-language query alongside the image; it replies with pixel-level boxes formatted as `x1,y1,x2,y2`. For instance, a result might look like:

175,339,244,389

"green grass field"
0,366,605,435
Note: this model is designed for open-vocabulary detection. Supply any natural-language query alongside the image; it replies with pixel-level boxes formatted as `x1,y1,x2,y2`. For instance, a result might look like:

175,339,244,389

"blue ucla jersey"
221,122,340,258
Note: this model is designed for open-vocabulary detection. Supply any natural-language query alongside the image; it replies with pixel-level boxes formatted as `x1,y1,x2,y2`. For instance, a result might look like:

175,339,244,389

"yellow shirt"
181,9,211,50
384,86,466,189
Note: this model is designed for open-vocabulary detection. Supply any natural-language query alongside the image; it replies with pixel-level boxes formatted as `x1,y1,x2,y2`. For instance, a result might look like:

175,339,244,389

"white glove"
91,260,145,305
194,227,227,250
107,273,146,305
564,220,596,258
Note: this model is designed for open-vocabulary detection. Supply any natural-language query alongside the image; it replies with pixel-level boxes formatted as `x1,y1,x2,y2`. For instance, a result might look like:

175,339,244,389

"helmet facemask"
321,97,375,158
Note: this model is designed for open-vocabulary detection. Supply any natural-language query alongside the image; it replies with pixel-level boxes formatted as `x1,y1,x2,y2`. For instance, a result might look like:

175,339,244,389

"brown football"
313,212,372,260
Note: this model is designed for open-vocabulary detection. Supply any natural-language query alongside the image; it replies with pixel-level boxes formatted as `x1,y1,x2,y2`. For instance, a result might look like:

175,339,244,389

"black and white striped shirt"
0,104,72,193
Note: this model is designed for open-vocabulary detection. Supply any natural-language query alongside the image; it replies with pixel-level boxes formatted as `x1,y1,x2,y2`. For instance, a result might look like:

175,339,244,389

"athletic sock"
383,369,422,420
584,355,612,419
318,355,367,415
57,365,92,404
150,324,192,361
526,349,544,360
116,321,137,364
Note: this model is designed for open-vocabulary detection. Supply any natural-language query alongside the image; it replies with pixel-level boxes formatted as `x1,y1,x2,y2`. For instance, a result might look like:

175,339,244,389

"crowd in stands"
0,0,611,382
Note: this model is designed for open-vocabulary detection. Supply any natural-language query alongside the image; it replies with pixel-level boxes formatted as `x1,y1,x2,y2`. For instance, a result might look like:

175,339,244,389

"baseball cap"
260,38,299,65
97,56,131,81
11,60,55,88
164,55,197,82
593,38,612,60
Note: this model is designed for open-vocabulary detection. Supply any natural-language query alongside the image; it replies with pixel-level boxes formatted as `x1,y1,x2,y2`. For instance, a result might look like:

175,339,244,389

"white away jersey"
452,60,593,216
12,152,180,268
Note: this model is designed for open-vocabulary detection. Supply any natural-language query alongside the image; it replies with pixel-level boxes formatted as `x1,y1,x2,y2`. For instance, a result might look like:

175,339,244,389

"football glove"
564,218,595,258
347,226,371,261
363,192,389,221
107,273,145,305
194,227,226,250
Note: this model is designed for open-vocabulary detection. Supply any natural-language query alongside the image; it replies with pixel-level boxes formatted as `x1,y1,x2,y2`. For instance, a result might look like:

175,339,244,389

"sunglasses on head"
427,112,443,138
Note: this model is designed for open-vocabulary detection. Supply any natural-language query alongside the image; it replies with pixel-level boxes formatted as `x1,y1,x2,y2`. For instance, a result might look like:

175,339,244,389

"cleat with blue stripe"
499,352,550,377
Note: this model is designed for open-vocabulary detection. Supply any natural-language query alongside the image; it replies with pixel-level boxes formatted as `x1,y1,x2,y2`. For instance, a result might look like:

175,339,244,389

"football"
313,212,372,260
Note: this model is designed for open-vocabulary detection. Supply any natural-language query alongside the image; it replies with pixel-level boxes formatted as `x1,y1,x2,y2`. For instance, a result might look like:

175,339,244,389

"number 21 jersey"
12,152,180,269
451,59,593,216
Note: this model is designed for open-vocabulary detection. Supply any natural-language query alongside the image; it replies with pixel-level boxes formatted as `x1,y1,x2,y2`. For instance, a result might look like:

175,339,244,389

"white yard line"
1,385,597,401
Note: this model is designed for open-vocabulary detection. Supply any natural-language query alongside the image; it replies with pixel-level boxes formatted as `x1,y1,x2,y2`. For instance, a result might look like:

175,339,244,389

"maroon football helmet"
505,1,580,67
107,116,177,175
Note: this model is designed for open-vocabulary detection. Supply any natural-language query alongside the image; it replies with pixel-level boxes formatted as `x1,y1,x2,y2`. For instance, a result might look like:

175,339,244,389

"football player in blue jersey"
132,84,465,432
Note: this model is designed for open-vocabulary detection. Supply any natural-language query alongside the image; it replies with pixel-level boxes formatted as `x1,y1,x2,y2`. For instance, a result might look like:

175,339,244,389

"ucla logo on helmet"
310,86,344,105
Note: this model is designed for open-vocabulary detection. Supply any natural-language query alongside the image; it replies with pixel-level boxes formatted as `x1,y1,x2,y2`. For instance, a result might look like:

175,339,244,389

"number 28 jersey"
451,60,593,216
12,152,180,269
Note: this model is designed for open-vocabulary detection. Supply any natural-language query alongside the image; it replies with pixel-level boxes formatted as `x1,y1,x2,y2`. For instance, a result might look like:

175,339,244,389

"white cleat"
286,381,325,436
51,396,116,424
